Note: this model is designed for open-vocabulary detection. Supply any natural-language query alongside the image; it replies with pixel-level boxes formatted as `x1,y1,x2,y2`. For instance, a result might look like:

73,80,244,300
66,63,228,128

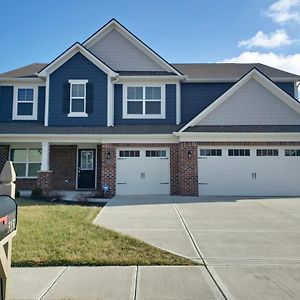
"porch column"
37,141,52,196
41,141,50,171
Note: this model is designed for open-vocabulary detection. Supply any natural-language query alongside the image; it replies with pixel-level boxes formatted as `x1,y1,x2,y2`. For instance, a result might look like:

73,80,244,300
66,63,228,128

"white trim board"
180,68,300,132
83,19,183,77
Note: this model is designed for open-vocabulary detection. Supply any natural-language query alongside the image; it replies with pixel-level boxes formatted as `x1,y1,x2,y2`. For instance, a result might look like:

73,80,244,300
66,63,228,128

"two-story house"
1,19,300,197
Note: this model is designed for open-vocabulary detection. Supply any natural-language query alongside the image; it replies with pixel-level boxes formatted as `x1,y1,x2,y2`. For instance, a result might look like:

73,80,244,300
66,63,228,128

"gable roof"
83,18,183,77
0,63,47,79
2,62,300,81
180,68,300,132
38,43,117,77
172,63,300,81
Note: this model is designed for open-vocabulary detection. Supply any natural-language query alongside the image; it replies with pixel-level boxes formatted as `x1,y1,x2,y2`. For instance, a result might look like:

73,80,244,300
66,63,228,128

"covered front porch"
0,141,111,197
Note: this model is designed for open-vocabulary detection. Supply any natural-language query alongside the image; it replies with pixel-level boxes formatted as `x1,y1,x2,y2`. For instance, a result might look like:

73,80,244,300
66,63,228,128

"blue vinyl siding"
275,82,295,97
0,86,13,122
0,85,45,122
181,82,234,123
114,84,176,125
48,52,107,126
38,86,45,122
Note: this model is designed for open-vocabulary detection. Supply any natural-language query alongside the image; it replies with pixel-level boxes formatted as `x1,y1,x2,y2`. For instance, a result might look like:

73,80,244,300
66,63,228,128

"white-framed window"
123,84,165,119
228,149,250,156
10,148,42,178
13,86,38,120
199,149,222,156
68,79,88,117
256,149,278,156
285,149,300,156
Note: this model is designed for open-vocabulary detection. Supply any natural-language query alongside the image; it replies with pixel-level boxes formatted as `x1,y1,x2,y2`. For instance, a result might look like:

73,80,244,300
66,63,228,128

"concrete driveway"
95,196,300,300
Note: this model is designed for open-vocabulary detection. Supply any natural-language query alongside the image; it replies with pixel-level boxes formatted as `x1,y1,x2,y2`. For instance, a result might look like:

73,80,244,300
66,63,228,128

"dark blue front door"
78,149,95,189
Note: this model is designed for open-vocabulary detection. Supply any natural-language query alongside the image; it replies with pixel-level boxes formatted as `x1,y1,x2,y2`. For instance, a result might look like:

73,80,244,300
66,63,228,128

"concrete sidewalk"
12,266,223,300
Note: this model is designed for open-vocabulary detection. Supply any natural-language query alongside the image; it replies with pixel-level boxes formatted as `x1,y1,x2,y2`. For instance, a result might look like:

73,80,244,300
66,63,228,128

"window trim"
10,148,42,178
68,79,88,118
123,84,165,119
13,85,38,120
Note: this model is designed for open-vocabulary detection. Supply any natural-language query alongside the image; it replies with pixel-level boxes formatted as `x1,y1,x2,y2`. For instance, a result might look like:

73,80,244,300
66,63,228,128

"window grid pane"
228,149,250,156
119,150,140,157
127,101,143,114
257,149,278,156
13,163,27,177
11,148,41,177
146,150,167,157
199,149,222,156
127,87,143,100
285,149,300,156
18,88,34,102
71,99,85,112
145,101,161,114
145,87,161,100
28,163,41,177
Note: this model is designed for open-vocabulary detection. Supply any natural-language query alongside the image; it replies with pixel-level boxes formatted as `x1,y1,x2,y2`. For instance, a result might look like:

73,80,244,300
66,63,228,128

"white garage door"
116,148,170,195
198,147,300,196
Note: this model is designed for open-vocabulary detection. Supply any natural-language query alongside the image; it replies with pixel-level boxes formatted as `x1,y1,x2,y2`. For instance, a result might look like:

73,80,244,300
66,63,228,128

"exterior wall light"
188,150,192,159
107,151,111,160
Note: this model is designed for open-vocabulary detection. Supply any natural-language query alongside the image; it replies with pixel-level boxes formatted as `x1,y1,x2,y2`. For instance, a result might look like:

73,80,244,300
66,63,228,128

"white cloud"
266,0,300,24
238,30,292,49
221,51,300,75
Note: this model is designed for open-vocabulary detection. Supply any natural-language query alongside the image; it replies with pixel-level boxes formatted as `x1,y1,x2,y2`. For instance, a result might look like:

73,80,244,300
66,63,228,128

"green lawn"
12,198,195,267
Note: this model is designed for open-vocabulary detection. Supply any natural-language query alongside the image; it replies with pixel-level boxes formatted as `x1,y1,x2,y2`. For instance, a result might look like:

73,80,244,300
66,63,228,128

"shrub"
31,188,43,199
15,190,20,198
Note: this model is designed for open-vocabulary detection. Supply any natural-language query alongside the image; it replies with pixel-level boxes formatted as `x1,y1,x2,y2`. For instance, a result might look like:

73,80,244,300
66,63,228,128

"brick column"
0,145,10,171
101,144,116,196
170,144,179,195
37,171,52,196
178,142,198,196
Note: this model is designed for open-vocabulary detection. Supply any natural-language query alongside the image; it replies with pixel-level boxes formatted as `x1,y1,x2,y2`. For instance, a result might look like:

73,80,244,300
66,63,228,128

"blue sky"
1,0,300,74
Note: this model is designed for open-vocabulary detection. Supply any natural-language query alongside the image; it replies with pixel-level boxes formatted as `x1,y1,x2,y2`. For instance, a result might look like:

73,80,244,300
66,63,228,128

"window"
119,150,140,158
257,149,278,156
285,149,300,156
123,85,165,119
228,149,250,156
199,149,222,156
68,80,88,117
13,86,38,120
10,148,42,178
146,150,167,157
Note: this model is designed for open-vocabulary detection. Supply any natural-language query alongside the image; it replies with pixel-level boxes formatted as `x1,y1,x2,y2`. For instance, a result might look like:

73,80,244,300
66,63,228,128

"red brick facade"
16,179,37,190
4,140,299,195
178,142,198,196
50,145,77,190
0,145,9,172
100,144,116,196
37,171,52,196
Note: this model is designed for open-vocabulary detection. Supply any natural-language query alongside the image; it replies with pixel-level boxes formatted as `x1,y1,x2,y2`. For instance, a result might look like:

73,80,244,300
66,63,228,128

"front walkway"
94,195,300,300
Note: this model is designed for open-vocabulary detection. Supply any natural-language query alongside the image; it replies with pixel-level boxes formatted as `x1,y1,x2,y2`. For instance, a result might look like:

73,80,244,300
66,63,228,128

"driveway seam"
39,266,68,300
172,201,230,300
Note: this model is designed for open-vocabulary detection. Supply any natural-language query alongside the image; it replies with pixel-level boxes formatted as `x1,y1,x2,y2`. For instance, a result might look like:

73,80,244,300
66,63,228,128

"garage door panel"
198,147,300,196
116,148,170,195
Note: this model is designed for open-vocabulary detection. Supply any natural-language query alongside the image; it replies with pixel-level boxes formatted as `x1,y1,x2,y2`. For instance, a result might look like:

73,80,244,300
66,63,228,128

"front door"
77,149,95,189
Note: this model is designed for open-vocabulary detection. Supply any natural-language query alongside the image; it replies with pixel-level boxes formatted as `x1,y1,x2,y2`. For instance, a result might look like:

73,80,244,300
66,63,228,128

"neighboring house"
0,19,300,196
